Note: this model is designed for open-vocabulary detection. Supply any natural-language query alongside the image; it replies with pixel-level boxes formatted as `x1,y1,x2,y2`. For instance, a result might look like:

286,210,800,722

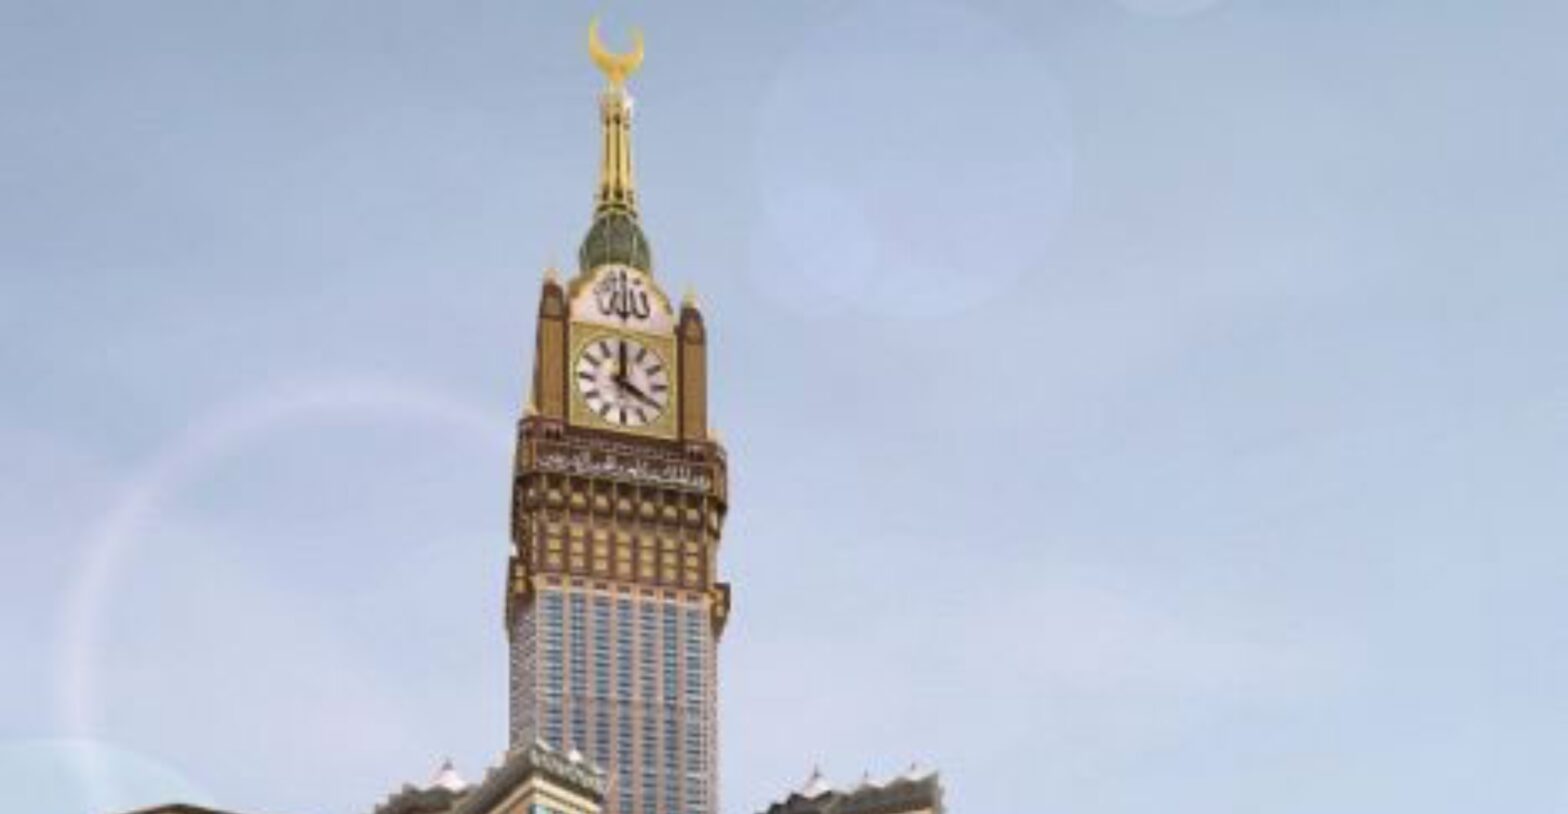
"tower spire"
588,18,643,217
579,18,654,273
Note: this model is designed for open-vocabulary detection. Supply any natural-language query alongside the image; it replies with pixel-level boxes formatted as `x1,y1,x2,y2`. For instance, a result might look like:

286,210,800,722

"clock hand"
607,341,634,405
620,378,662,409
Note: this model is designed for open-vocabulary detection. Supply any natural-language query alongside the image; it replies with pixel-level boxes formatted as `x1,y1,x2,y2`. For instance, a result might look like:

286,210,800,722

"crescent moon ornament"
588,17,644,88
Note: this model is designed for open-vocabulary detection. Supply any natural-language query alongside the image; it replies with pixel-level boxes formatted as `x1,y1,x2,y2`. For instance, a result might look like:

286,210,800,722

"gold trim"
587,17,644,89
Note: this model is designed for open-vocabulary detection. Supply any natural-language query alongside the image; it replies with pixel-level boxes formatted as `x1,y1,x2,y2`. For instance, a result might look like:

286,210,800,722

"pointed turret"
429,757,467,792
799,766,834,798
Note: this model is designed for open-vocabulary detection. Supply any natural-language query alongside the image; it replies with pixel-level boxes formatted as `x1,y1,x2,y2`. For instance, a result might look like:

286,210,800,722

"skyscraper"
505,21,730,814
112,23,945,814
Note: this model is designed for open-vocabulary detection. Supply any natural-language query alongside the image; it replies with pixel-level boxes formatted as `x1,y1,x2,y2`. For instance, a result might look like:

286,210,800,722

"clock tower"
507,21,730,814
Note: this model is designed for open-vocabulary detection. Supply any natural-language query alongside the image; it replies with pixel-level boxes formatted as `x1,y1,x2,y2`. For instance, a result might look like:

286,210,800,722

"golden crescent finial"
588,17,644,88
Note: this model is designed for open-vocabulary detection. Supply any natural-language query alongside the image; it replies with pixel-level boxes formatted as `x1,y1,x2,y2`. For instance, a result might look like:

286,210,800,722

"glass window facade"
514,585,716,814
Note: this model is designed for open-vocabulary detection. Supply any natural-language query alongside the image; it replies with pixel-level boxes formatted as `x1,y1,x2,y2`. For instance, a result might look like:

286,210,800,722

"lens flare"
0,739,214,814
55,379,511,807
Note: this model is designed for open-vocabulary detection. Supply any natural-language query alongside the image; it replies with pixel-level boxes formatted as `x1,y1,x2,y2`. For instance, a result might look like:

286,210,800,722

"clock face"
575,335,671,428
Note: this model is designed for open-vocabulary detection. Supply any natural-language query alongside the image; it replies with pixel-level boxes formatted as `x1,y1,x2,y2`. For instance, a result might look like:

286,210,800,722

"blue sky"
4,1,1568,813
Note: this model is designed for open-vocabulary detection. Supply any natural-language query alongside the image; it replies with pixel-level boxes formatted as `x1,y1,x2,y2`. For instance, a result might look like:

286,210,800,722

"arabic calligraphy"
593,266,652,322
536,449,712,491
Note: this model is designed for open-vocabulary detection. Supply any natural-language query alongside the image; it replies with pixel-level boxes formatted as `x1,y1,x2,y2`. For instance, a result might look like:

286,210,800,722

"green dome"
579,210,653,273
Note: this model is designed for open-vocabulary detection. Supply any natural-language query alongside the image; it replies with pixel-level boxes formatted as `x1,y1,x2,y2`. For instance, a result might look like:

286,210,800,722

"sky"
3,0,1568,813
